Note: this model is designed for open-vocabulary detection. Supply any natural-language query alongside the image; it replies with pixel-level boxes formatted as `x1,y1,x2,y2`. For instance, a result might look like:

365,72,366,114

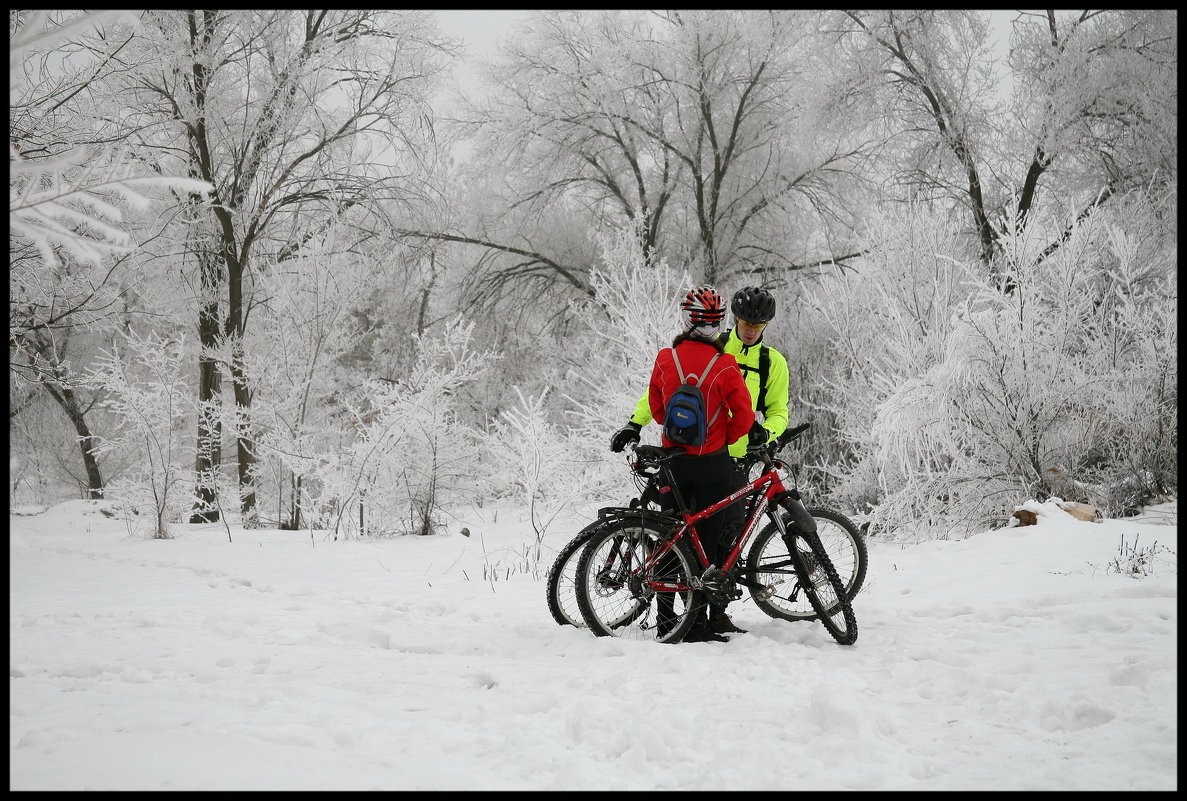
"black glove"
610,422,642,453
747,421,769,449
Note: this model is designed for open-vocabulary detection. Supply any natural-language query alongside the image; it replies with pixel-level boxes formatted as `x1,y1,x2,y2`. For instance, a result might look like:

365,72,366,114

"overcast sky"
436,9,532,56
433,10,1016,100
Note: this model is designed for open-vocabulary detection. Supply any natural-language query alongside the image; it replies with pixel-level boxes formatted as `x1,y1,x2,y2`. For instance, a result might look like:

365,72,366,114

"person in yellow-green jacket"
609,286,790,635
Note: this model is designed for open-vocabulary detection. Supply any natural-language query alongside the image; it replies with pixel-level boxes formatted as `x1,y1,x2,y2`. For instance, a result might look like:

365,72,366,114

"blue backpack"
663,348,722,446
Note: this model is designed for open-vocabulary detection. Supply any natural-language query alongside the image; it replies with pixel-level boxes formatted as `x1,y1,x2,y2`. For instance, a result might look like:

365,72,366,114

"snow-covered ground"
9,496,1177,790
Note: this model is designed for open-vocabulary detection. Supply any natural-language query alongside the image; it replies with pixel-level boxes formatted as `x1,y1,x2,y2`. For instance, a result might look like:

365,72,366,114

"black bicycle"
545,423,867,630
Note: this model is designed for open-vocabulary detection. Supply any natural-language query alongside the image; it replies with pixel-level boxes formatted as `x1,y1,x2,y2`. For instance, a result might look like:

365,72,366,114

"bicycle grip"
779,422,811,445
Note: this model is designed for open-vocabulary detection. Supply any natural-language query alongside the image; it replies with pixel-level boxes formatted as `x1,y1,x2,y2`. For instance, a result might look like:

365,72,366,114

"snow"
9,496,1177,791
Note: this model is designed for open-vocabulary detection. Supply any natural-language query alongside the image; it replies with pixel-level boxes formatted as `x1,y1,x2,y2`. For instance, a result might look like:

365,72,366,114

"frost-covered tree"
9,11,208,268
9,10,210,499
806,188,1176,537
837,9,1177,282
245,223,389,529
96,10,452,522
432,9,869,314
475,222,694,535
561,222,689,442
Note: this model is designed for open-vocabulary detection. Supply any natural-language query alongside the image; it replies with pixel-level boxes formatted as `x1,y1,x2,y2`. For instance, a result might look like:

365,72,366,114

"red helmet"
680,285,726,329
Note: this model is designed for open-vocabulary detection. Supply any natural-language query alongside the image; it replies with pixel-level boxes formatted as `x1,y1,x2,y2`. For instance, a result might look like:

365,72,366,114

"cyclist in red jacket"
644,285,756,642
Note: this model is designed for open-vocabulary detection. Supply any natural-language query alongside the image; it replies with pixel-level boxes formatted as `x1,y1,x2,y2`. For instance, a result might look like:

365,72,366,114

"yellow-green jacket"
630,328,790,457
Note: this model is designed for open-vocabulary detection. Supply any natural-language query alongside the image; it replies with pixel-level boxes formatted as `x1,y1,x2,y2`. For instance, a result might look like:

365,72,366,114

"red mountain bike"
546,424,867,632
573,424,858,644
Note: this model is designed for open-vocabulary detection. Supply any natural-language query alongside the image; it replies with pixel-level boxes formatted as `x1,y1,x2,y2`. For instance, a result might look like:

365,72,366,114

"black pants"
661,451,746,622
664,450,745,566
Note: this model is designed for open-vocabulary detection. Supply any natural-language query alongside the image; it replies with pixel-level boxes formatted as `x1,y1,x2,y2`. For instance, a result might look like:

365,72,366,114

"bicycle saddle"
634,444,684,464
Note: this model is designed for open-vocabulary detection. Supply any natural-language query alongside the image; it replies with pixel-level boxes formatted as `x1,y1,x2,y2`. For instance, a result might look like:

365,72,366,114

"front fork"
770,490,816,540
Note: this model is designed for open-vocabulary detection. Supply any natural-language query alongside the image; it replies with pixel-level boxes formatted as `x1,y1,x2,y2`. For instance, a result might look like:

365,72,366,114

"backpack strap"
669,348,724,425
670,348,721,388
670,347,686,383
700,351,723,426
697,351,721,389
755,344,770,414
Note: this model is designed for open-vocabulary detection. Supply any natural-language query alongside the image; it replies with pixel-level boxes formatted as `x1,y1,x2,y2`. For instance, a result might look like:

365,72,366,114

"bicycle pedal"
755,585,776,601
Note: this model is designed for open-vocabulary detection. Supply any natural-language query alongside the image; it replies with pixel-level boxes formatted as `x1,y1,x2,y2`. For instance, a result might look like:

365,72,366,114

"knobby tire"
545,519,615,628
788,529,858,645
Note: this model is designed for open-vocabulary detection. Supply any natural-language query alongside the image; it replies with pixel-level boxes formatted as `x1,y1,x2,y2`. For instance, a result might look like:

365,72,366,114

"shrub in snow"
803,190,1176,537
245,233,376,530
87,330,195,539
293,318,495,538
1105,533,1175,578
484,386,602,560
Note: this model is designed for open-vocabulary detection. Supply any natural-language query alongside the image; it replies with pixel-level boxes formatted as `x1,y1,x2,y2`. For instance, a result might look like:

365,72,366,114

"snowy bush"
484,386,605,559
803,189,1176,537
293,318,496,539
87,330,195,538
245,233,376,529
1105,534,1176,578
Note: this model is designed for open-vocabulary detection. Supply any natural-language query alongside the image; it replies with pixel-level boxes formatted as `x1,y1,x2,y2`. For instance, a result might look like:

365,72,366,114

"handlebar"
629,422,811,472
628,443,682,474
755,421,810,454
740,421,810,470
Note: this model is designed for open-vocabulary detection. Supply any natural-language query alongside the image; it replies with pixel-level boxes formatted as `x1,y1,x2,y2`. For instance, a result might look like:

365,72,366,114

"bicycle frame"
637,458,789,594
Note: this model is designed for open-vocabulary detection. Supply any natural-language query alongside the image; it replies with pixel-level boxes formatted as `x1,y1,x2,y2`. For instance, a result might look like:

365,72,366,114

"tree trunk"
218,218,258,524
44,384,104,499
190,249,224,523
229,339,258,522
291,474,302,530
281,472,302,530
190,365,223,523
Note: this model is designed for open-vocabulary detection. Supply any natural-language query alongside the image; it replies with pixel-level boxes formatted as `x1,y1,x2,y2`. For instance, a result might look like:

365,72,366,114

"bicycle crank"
734,571,781,599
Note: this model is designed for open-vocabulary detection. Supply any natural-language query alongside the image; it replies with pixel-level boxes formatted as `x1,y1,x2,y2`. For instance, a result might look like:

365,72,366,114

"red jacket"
648,338,756,455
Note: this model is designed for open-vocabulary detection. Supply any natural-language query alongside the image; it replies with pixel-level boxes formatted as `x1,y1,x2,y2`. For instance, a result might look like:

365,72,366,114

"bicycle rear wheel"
574,520,701,644
545,521,612,628
806,507,867,601
745,507,865,621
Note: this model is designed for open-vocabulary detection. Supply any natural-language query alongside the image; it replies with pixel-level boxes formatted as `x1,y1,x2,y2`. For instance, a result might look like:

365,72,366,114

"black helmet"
731,286,776,323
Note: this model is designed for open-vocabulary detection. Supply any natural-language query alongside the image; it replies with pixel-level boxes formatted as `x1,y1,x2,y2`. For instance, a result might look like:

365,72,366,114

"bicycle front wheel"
804,507,867,601
574,520,701,644
746,506,866,621
790,529,858,645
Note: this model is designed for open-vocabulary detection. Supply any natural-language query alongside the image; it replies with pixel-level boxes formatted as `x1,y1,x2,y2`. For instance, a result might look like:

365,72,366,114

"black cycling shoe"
682,626,729,643
707,611,747,635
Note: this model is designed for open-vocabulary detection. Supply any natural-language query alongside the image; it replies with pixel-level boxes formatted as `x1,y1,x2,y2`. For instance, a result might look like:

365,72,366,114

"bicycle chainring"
700,567,737,606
